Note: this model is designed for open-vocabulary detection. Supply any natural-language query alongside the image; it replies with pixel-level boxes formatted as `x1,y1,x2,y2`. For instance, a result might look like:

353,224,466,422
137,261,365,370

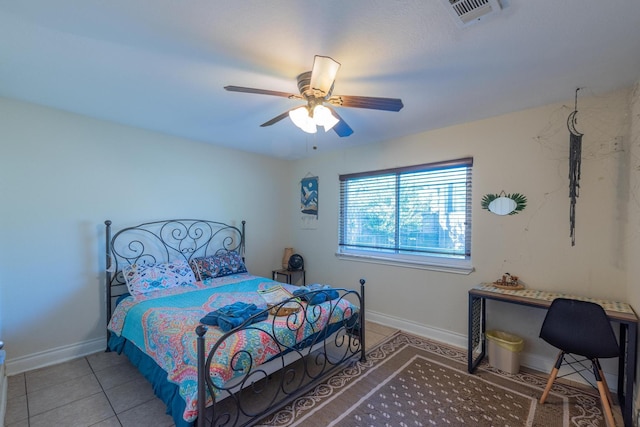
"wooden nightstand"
272,269,305,286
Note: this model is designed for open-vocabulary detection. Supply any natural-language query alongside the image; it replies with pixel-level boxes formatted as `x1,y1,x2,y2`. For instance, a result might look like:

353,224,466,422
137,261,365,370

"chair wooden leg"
596,380,616,427
540,351,564,404
593,360,616,427
595,359,615,408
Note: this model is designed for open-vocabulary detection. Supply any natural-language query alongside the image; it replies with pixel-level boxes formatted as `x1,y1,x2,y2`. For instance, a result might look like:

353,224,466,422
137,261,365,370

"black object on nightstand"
272,268,305,286
287,254,304,271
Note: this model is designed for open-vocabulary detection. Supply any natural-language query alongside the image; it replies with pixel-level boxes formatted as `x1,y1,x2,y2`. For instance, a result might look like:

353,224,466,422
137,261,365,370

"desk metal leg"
618,324,626,411
468,294,485,373
622,322,637,427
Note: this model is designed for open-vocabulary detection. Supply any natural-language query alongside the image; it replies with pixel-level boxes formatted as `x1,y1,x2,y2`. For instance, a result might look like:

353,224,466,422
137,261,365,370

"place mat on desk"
475,283,635,315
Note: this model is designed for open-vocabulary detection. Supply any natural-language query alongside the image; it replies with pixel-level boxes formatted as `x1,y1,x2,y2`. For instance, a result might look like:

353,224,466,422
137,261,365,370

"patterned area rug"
257,331,612,427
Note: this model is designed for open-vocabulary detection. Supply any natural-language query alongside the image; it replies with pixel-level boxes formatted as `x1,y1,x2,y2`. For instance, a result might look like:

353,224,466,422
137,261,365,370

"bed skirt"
108,334,192,427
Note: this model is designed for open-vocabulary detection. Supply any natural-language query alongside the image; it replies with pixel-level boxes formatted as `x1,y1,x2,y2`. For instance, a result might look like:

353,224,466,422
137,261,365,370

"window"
338,157,473,274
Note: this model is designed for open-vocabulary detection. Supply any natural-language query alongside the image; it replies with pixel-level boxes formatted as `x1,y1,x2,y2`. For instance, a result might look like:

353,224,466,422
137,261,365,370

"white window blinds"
339,157,473,260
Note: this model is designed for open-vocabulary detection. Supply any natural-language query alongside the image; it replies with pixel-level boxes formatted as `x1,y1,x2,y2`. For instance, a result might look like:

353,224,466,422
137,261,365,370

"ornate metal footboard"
196,280,366,427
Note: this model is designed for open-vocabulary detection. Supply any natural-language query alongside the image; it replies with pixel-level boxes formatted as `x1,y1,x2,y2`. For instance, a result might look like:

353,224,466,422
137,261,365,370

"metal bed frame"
104,219,366,427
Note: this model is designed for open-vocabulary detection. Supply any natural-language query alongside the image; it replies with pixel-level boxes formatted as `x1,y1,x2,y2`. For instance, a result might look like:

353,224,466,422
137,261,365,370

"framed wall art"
301,175,318,229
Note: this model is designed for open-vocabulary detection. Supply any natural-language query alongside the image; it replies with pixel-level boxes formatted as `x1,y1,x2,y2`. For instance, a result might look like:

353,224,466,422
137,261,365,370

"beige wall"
0,97,292,373
290,87,635,375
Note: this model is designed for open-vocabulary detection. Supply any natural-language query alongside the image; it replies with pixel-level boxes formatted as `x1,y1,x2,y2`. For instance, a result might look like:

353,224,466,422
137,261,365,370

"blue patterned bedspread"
107,274,357,424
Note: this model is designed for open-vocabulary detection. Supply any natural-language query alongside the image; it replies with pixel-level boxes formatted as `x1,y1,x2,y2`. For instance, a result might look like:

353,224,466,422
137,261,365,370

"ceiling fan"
224,55,404,137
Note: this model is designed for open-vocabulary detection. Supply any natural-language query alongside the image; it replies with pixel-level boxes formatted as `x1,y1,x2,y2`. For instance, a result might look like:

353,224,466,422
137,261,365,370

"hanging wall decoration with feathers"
568,89,583,246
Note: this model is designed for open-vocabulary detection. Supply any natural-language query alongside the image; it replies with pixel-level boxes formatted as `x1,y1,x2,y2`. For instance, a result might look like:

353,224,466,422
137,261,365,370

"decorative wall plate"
481,191,527,215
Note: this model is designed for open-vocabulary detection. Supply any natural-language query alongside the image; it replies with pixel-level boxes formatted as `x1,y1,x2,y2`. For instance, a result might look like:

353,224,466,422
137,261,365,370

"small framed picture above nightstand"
272,269,305,286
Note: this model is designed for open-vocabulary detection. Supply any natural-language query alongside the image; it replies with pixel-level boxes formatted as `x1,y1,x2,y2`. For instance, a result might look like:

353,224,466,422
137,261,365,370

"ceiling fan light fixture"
289,106,317,134
312,105,339,132
225,55,401,138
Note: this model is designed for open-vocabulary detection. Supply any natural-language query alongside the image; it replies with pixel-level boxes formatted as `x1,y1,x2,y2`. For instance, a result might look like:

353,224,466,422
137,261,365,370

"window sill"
335,251,474,275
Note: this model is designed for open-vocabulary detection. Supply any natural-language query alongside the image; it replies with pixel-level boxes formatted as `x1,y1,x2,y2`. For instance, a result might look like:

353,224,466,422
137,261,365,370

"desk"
468,284,638,427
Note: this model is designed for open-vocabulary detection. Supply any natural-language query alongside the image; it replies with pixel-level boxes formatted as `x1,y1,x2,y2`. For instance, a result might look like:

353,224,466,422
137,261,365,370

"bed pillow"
123,258,196,295
191,251,247,279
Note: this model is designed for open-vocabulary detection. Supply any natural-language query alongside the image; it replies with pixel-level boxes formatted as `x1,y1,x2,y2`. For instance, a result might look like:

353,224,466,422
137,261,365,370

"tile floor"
5,322,398,427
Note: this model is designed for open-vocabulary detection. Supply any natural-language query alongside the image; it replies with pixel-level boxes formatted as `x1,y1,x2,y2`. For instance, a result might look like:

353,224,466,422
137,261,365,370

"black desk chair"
539,298,619,426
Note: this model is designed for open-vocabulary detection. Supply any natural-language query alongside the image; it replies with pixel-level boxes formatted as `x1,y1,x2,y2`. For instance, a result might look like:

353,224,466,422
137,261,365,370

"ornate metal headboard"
104,219,245,321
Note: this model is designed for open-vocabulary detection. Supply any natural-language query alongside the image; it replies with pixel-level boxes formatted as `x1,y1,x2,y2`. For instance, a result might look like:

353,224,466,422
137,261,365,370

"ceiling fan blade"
260,110,294,127
326,106,354,137
327,95,404,112
224,85,302,100
309,56,341,97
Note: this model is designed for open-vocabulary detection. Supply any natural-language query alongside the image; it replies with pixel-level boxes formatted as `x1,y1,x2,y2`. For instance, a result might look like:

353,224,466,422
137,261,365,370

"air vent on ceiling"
443,0,502,27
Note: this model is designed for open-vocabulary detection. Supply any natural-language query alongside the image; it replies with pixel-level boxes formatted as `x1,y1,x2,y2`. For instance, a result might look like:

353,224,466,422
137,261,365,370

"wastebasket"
485,330,524,374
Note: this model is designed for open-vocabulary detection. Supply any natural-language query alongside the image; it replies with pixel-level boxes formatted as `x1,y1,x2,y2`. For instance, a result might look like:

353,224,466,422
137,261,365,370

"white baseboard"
367,310,468,349
5,337,106,376
366,310,618,390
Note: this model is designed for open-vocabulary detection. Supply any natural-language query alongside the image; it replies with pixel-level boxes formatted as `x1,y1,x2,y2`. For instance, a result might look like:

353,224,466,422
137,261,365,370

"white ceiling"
1,1,639,159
